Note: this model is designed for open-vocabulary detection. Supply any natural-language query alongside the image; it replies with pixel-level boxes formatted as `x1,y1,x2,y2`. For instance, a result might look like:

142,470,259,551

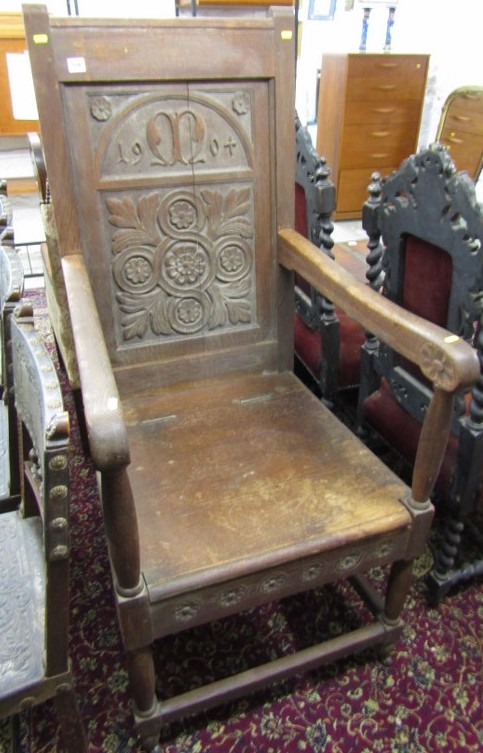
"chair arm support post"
278,229,480,393
62,255,130,471
101,467,142,595
411,388,454,505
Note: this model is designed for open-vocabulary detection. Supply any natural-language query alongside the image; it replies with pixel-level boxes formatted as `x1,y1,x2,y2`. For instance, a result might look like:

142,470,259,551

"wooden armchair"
24,5,479,749
293,117,369,402
358,144,483,603
0,243,23,510
0,300,87,752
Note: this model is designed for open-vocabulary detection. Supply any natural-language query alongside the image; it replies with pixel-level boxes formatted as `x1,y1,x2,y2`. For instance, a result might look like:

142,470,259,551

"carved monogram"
108,186,255,342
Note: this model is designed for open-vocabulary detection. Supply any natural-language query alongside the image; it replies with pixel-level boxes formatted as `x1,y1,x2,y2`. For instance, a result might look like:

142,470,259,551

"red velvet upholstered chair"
294,116,370,403
358,144,483,603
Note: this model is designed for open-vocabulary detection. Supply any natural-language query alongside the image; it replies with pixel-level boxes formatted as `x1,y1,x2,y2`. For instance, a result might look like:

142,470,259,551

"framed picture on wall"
308,0,337,20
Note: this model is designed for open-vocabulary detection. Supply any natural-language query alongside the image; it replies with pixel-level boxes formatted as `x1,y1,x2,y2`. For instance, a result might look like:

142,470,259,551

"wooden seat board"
123,372,411,595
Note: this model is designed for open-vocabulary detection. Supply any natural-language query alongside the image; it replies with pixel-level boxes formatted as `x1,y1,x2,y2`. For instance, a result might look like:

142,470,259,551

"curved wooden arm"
62,255,130,471
279,229,480,392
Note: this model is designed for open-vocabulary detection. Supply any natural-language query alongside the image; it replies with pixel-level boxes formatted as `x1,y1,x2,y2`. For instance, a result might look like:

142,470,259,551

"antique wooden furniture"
436,86,483,182
24,5,479,749
0,243,23,509
28,132,80,391
0,178,14,245
294,115,367,400
358,144,483,603
316,52,429,219
0,300,87,752
0,12,39,138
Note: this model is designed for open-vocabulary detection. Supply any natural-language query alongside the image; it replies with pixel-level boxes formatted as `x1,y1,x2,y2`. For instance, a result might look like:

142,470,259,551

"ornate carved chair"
0,299,87,752
0,179,14,246
358,144,483,603
25,5,479,749
0,244,23,510
293,117,369,402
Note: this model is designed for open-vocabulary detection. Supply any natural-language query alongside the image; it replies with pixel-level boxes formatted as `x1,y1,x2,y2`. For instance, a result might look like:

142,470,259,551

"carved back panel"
376,144,483,423
25,7,295,393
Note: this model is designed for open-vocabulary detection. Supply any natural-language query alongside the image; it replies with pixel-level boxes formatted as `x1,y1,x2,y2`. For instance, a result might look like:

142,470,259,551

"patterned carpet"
4,291,482,753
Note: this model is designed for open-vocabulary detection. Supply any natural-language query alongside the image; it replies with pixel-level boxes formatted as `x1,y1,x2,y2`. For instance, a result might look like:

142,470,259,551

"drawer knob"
372,131,390,138
377,84,397,91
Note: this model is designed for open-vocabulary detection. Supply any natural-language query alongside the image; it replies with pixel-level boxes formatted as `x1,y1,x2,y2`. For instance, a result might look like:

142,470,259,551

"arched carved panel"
92,89,254,181
85,87,258,347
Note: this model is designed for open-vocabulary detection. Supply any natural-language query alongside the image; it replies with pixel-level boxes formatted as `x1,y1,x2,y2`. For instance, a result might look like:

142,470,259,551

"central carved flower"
166,245,206,286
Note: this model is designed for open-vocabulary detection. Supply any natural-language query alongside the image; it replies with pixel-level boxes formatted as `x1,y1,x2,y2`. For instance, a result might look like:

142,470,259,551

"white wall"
296,0,483,148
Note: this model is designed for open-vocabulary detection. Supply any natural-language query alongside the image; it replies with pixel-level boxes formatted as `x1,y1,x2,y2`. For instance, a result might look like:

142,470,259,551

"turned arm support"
62,254,129,471
279,229,480,393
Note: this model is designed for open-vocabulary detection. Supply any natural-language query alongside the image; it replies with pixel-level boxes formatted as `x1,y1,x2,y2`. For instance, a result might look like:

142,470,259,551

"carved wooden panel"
0,513,44,696
82,86,259,349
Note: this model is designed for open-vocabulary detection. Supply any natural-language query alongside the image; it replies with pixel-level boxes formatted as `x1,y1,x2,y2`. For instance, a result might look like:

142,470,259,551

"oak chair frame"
24,5,479,749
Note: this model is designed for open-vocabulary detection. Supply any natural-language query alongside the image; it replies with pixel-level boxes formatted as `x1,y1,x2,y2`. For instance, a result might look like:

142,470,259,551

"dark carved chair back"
293,117,369,401
0,244,24,509
0,301,87,751
359,143,483,602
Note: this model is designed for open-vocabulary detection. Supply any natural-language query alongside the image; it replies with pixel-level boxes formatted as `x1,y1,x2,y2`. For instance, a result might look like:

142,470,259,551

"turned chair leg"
126,645,161,750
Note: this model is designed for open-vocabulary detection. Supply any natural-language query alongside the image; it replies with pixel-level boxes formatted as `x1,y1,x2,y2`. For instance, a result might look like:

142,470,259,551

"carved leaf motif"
108,194,161,253
209,278,252,329
150,295,171,336
117,290,171,339
201,188,252,238
106,197,140,228
208,285,228,329
121,309,150,340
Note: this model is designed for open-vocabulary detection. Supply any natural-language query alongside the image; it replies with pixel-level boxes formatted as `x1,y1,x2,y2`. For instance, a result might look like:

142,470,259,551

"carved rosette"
108,186,255,342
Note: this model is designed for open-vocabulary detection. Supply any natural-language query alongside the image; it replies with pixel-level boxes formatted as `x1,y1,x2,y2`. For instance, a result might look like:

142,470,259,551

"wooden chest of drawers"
316,52,429,219
437,86,483,181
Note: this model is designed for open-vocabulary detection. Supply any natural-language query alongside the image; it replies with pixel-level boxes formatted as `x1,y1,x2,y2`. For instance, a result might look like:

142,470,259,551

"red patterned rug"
10,290,483,753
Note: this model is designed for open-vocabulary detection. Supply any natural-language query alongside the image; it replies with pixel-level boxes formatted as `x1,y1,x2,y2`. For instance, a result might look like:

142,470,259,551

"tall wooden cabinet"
316,52,429,219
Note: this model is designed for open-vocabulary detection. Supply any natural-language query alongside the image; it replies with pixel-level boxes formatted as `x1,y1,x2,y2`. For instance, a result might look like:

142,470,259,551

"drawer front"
346,75,426,101
344,99,422,126
347,54,428,81
337,166,397,214
441,107,483,138
341,123,417,169
440,136,483,179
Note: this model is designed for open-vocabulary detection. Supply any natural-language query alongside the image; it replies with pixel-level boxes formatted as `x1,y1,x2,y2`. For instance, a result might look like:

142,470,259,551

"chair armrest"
62,255,130,471
279,229,480,393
